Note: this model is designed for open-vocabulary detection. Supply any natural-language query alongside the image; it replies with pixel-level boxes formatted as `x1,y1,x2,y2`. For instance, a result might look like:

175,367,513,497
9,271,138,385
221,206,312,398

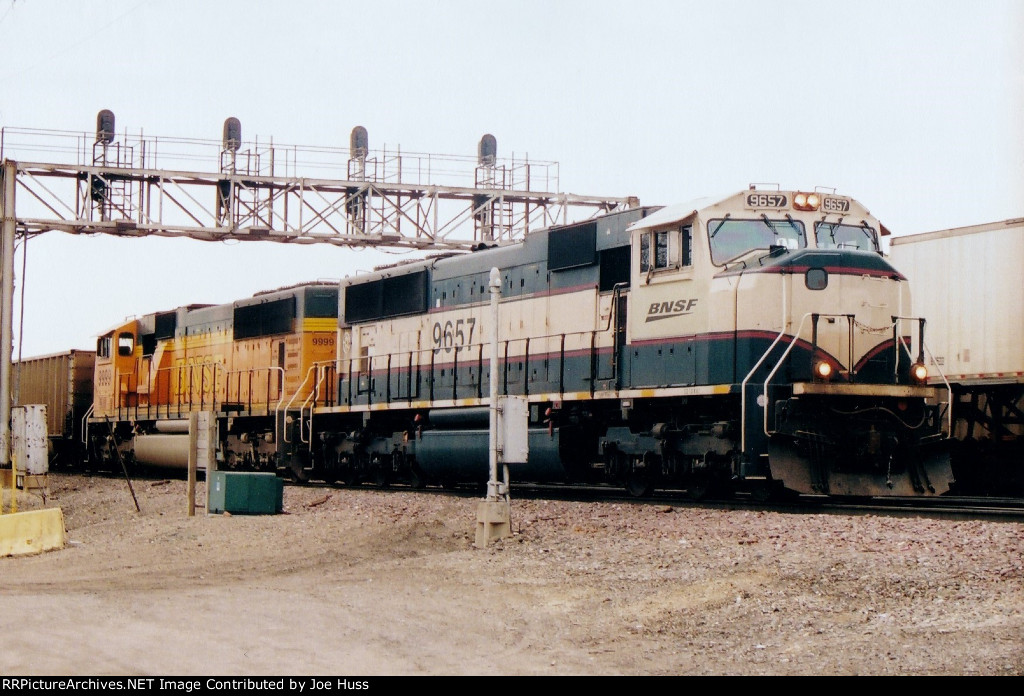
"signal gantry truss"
0,120,639,466
0,126,639,251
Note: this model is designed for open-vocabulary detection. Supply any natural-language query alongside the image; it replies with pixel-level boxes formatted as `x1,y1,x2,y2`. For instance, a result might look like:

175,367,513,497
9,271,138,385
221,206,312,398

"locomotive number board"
821,196,851,214
745,193,788,209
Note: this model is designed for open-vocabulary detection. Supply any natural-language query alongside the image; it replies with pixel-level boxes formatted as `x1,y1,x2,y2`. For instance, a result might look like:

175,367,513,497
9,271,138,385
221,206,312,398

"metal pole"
487,266,501,501
0,160,16,467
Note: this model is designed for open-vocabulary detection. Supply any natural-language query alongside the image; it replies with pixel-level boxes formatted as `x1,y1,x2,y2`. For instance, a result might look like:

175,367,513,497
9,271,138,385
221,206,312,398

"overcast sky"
1,0,1022,358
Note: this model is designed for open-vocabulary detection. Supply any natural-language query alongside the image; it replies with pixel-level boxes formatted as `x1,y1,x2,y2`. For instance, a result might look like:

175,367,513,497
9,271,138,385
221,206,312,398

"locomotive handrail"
223,366,287,415
123,362,287,420
921,341,954,437
299,361,334,447
610,284,628,384
758,312,826,440
739,257,794,453
341,327,605,406
740,313,812,453
600,283,629,332
891,315,926,375
80,403,94,444
121,361,226,420
893,315,954,437
279,365,318,444
742,311,955,451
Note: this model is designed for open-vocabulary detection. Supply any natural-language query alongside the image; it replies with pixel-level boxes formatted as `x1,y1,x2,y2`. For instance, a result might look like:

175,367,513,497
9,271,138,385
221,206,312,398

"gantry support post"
0,160,17,467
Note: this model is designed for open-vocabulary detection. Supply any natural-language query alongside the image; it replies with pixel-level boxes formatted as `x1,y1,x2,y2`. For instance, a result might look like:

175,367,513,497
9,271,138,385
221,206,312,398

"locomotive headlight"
911,361,928,383
814,360,833,380
793,192,821,211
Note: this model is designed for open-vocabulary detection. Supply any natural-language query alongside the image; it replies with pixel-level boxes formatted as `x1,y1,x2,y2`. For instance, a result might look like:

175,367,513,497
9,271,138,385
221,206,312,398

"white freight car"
889,218,1023,495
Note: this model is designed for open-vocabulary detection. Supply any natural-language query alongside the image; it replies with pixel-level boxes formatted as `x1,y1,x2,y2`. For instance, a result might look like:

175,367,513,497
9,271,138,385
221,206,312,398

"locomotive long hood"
713,248,906,280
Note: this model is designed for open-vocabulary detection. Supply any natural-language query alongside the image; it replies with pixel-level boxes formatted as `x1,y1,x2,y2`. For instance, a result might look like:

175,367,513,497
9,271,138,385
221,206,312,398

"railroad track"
456,480,1024,519
288,477,1024,521
62,468,1024,522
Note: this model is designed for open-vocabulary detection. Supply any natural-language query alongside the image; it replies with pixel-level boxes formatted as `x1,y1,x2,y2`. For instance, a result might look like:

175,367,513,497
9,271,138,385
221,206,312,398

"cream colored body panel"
342,288,611,375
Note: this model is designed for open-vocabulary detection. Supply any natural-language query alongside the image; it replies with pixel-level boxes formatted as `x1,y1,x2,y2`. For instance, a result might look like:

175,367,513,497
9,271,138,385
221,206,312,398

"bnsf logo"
646,298,698,322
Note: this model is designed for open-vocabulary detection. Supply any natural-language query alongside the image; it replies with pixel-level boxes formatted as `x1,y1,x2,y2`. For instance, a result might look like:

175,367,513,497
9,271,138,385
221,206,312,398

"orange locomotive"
88,283,338,474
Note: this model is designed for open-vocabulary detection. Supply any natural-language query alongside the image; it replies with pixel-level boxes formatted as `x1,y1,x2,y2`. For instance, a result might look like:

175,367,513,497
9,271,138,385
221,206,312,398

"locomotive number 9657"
432,318,477,354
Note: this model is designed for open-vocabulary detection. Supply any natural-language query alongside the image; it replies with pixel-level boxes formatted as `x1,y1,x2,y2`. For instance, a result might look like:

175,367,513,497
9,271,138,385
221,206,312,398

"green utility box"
208,471,284,515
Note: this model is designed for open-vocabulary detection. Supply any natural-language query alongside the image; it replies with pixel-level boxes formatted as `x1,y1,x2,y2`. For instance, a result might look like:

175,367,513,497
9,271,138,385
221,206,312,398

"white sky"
0,0,1022,358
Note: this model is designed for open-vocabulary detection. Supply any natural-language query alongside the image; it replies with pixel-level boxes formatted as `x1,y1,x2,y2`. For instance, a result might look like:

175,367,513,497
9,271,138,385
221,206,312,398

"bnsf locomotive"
86,187,953,499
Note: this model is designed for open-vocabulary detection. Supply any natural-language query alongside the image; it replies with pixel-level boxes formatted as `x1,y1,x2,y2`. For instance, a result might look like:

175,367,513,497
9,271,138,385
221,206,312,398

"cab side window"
117,332,135,357
680,225,692,267
641,226,692,272
640,230,671,272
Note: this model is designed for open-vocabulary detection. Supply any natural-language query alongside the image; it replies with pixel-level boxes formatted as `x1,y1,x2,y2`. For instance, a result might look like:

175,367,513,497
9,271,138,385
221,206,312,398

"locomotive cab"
93,320,141,417
623,188,952,497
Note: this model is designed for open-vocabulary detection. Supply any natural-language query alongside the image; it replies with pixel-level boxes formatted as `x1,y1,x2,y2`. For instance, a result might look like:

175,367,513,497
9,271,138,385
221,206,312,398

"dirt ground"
1,473,1022,676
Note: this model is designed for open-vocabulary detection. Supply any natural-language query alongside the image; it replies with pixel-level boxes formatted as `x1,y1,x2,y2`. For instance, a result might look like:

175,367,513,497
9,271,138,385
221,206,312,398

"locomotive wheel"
318,449,339,485
687,478,711,501
688,473,733,501
408,464,428,490
331,456,352,486
626,471,654,498
749,480,789,503
372,458,390,488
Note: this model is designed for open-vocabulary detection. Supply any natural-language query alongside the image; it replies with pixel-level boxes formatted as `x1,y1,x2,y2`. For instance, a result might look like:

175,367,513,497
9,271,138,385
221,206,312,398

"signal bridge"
0,115,638,251
0,113,639,467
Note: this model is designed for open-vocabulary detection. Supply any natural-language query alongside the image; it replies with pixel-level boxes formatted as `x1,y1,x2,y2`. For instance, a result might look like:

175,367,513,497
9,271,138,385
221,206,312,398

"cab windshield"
707,218,806,265
815,222,879,252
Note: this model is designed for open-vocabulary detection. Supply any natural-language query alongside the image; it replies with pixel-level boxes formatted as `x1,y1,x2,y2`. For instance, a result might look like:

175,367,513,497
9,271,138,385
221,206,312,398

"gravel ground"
1,473,1022,676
